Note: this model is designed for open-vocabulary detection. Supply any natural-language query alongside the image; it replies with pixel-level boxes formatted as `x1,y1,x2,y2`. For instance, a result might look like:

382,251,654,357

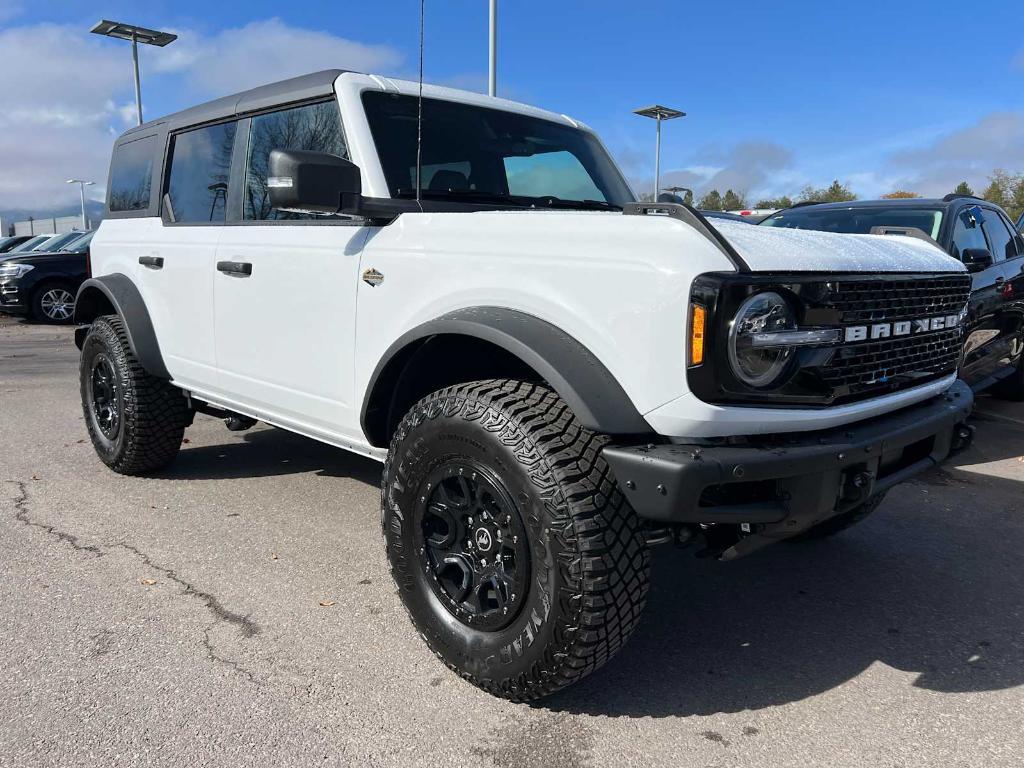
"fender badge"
362,268,384,287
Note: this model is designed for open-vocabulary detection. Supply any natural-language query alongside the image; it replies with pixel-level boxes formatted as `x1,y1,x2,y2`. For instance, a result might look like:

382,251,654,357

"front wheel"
382,379,650,701
80,315,190,474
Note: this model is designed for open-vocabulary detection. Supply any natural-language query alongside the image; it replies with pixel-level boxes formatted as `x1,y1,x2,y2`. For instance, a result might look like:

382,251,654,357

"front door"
954,205,1011,386
212,100,371,444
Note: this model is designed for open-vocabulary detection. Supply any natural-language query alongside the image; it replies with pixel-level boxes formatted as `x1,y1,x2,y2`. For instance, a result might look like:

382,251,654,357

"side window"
108,136,156,212
950,207,989,261
504,151,606,201
981,209,1016,262
165,121,237,223
244,101,348,221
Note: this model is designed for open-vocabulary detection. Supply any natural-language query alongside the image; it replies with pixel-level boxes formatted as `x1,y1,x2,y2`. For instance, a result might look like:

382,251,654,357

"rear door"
954,205,1008,385
136,120,238,391
212,99,371,443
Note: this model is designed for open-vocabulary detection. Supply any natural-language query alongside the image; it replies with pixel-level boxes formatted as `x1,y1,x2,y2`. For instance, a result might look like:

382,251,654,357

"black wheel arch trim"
74,274,170,379
361,307,652,447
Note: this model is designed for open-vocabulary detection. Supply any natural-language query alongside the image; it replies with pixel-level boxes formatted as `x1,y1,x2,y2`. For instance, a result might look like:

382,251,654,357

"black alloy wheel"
415,462,530,632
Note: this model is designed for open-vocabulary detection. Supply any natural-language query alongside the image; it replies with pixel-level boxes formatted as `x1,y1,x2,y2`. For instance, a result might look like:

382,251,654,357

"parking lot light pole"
66,179,95,229
633,105,685,200
90,20,177,126
488,0,498,97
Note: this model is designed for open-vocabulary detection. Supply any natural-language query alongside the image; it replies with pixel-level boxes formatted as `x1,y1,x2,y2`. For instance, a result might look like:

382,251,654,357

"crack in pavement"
116,542,264,684
4,480,104,558
3,480,262,683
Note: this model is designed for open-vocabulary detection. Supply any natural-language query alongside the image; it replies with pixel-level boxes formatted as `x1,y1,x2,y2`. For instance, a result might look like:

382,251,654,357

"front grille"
821,327,963,393
825,275,972,324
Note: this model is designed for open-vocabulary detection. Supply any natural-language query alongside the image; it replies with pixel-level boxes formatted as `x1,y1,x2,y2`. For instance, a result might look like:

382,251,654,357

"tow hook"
952,422,975,453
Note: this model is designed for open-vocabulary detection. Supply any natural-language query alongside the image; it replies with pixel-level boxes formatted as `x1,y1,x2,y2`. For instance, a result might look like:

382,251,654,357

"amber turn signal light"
690,304,706,366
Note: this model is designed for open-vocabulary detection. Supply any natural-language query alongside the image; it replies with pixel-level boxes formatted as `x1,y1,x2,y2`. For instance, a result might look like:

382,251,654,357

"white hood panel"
712,219,965,274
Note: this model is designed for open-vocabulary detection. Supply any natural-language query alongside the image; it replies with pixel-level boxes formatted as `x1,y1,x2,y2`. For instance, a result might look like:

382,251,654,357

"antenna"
415,0,424,210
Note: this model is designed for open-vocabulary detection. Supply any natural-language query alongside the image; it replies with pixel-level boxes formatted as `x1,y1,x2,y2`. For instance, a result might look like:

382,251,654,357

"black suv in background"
760,195,1024,398
0,231,94,323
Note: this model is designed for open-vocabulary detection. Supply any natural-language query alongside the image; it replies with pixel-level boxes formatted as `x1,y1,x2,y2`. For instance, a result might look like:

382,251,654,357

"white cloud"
153,18,403,99
0,18,404,215
885,112,1024,196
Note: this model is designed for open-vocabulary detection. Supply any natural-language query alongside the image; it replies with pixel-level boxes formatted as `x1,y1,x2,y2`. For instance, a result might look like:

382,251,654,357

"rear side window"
166,121,238,223
243,101,348,221
108,136,156,212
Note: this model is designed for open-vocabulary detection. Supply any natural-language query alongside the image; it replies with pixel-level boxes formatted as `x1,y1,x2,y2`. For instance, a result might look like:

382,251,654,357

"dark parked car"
0,235,33,253
0,231,93,323
760,195,1024,398
701,210,755,223
4,234,55,254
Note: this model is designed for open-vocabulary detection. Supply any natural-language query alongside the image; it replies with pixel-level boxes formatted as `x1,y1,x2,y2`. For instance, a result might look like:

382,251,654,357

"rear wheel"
31,281,76,324
80,315,190,474
382,379,650,701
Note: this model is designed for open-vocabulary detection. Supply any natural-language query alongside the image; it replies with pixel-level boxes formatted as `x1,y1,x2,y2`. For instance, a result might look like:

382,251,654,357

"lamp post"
66,179,95,230
90,20,177,126
488,0,498,97
633,105,685,201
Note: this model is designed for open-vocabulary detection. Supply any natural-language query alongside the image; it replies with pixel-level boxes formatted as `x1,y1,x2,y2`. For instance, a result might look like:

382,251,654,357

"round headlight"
728,291,797,388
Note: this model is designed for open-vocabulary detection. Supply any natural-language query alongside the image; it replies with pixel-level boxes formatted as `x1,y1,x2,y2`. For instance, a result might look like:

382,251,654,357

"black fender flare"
361,307,651,443
74,274,170,379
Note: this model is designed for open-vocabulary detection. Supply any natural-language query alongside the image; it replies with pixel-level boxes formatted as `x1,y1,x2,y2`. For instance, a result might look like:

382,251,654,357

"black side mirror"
657,192,684,204
268,149,361,216
962,248,994,273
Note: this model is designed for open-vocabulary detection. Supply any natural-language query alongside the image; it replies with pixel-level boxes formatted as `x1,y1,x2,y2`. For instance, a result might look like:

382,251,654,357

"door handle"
139,256,163,269
217,260,253,277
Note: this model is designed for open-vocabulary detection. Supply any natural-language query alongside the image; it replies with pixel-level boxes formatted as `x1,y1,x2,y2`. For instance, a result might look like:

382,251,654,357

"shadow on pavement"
541,413,1024,718
154,422,382,485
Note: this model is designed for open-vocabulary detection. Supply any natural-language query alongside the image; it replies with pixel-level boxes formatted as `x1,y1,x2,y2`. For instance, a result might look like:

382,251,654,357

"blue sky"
2,0,1022,212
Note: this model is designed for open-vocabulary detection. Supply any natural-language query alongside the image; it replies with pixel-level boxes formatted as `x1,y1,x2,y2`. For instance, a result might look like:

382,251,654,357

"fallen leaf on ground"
271,553,279,560
182,438,191,444
319,600,336,607
140,578,157,586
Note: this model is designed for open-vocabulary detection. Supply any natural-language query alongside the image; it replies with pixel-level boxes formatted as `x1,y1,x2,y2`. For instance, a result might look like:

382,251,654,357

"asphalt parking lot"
2,313,1024,767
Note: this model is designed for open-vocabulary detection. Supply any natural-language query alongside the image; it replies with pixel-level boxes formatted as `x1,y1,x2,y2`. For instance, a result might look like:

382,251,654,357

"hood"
712,219,964,273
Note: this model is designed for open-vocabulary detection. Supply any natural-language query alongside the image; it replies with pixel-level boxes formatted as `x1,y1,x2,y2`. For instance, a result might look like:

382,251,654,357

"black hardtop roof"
116,69,349,143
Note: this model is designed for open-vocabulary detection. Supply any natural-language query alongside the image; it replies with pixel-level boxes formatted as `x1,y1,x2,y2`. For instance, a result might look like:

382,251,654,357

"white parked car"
76,70,974,701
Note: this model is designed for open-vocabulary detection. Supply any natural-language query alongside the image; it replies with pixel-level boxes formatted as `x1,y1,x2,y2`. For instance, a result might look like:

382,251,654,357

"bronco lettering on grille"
843,313,963,343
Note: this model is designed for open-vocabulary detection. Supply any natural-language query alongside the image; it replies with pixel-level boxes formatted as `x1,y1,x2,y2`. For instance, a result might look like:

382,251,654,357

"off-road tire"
789,492,888,542
382,379,650,701
80,315,189,474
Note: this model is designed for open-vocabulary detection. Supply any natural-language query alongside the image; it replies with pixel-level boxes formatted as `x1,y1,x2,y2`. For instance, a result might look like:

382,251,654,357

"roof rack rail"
788,200,822,208
942,193,982,203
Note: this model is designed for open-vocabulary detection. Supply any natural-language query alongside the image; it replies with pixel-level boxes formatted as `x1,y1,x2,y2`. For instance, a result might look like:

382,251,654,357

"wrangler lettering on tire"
382,380,650,701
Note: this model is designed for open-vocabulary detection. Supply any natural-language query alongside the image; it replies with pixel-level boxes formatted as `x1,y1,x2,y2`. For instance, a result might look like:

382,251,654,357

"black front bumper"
0,280,27,314
604,380,974,550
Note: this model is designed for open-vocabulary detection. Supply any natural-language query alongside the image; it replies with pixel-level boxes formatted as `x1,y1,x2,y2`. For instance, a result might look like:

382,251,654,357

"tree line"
651,171,1024,221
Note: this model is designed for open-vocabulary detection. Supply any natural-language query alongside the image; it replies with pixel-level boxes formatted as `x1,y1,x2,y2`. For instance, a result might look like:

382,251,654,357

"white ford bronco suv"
76,70,975,701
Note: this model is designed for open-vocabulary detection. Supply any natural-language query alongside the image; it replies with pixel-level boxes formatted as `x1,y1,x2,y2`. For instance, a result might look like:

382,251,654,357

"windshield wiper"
394,188,529,206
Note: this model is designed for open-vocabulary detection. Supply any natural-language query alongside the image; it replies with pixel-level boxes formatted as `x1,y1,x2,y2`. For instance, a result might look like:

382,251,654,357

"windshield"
61,231,95,252
760,206,944,240
362,92,633,209
10,235,50,252
31,231,86,252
